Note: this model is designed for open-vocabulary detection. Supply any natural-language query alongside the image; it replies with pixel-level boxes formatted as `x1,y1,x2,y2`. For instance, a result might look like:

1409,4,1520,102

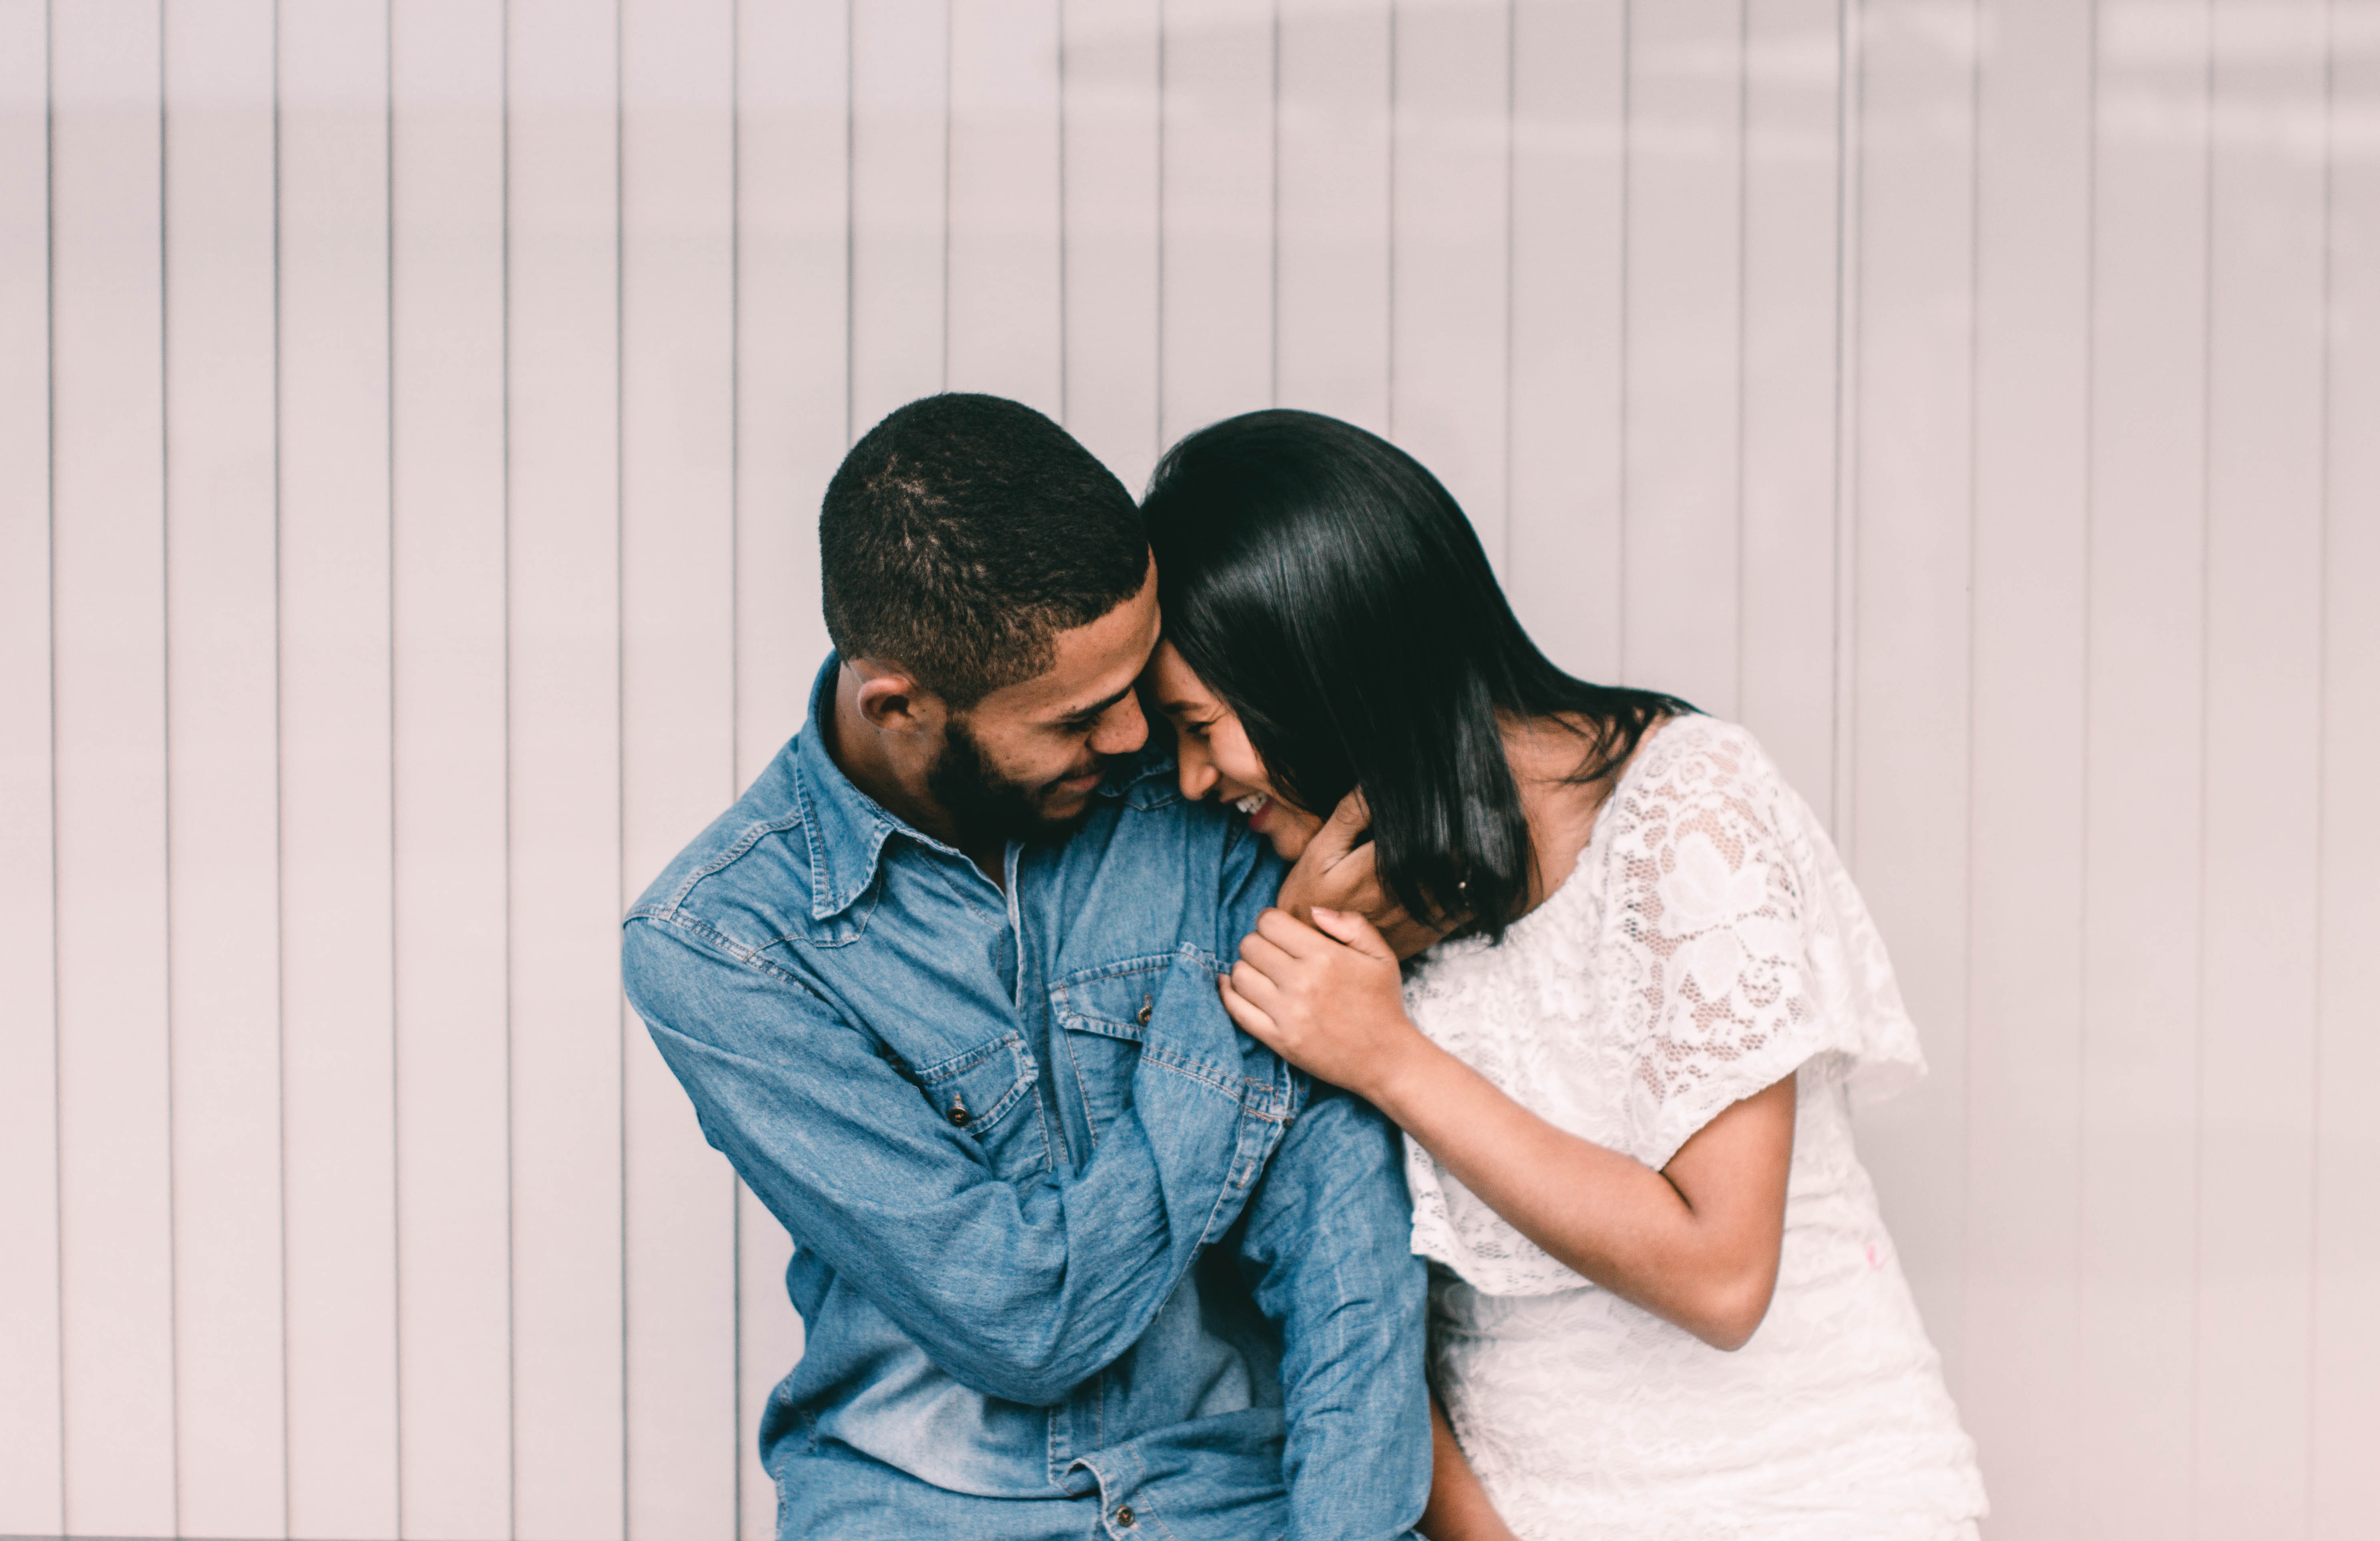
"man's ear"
848,658,943,736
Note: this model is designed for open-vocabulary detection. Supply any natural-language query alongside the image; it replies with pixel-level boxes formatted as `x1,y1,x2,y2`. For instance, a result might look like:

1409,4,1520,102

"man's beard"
926,716,1107,849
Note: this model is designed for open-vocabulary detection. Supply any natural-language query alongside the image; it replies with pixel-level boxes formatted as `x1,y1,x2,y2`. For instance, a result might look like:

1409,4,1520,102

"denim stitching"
682,813,806,902
915,1032,1037,1134
1061,1028,1104,1151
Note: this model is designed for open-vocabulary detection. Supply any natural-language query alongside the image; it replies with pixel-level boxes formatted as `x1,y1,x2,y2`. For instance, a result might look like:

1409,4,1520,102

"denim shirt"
621,660,1428,1541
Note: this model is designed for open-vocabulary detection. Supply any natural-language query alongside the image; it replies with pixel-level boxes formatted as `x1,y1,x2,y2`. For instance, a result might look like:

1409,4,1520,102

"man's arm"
623,913,1253,1408
1236,1083,1431,1541
1212,804,1430,1537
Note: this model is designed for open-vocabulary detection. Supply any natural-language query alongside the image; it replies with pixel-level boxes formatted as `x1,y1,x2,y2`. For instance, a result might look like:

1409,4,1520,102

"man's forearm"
1240,1085,1432,1539
628,915,1262,1404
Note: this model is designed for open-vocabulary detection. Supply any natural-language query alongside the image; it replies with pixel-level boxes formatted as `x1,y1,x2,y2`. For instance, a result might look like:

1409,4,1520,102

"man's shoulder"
1093,746,1187,811
1048,749,1283,954
1080,748,1254,856
624,736,818,940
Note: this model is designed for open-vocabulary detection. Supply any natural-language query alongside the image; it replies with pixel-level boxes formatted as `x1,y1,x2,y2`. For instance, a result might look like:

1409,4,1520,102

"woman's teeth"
1234,794,1268,816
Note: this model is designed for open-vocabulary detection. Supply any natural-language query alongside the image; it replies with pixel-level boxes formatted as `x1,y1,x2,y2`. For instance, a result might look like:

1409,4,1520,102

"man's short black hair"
820,393,1150,709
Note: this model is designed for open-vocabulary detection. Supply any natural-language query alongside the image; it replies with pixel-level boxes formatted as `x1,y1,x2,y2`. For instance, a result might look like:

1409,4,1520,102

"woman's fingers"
1218,972,1280,1042
1235,931,1300,982
1252,906,1326,957
1295,787,1369,872
1228,957,1286,1013
1316,787,1372,855
1309,905,1398,964
1274,790,1382,923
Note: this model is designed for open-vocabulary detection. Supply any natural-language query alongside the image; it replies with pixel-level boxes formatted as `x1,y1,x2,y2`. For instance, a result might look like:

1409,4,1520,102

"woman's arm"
1419,1396,1520,1541
1221,907,1795,1350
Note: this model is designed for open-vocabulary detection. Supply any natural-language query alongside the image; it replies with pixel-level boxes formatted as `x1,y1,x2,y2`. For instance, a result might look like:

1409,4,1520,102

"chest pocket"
913,1031,1043,1174
1051,952,1209,1149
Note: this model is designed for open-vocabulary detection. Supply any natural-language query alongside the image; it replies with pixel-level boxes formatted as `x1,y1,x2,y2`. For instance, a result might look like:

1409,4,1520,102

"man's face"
927,559,1160,845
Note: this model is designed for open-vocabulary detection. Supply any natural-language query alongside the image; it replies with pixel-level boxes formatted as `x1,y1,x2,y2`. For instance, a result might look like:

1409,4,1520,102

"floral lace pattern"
1403,716,1924,1294
1398,718,1984,1537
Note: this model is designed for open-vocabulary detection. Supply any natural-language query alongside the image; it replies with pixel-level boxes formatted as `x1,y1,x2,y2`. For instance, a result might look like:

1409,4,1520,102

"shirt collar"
790,652,1189,919
792,654,913,921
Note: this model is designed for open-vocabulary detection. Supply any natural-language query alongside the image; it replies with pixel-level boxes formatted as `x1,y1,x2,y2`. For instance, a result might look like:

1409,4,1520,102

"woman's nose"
1176,737,1218,801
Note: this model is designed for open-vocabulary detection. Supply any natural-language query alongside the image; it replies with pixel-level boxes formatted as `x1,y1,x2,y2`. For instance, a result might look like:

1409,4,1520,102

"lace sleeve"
1606,722,1831,1170
1398,717,1926,1294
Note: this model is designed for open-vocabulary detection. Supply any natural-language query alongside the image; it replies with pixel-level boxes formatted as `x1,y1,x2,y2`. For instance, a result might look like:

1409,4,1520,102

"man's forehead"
1029,638,1152,718
989,576,1158,720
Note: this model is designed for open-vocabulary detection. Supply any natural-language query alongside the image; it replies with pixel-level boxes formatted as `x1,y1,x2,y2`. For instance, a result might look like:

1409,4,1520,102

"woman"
1138,410,1986,1541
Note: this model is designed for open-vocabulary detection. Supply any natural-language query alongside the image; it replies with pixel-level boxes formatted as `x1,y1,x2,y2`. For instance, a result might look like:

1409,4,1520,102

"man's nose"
1088,691,1149,757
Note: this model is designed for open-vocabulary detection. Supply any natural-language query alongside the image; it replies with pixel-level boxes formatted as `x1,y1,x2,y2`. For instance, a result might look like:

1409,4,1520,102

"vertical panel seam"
1831,0,1863,858
2189,2,2215,1515
1155,0,1167,451
271,0,295,1526
43,0,65,1526
499,2,517,1530
941,0,952,395
1615,0,1631,682
1384,0,1395,440
155,5,185,1527
1731,0,1747,714
1956,0,1983,1385
612,0,629,1525
1055,0,1068,425
843,0,855,447
2075,0,2102,1483
845,0,854,455
2304,0,2336,1524
727,0,745,1521
1500,0,1515,571
383,4,404,1527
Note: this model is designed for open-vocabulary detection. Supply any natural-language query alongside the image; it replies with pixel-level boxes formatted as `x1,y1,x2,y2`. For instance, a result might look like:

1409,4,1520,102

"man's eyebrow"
1055,682,1136,722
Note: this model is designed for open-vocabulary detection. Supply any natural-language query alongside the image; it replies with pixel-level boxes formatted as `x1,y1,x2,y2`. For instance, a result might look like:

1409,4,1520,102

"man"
621,394,1429,1539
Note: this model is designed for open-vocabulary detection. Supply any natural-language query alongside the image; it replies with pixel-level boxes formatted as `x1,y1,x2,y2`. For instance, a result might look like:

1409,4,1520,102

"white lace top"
1402,717,1987,1539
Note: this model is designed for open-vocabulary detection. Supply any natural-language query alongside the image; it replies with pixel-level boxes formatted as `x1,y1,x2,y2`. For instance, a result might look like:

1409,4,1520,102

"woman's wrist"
1356,1018,1442,1124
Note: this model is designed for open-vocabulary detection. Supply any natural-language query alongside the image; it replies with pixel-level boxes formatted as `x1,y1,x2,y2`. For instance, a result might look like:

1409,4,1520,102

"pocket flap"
913,1031,1035,1138
1050,953,1186,1041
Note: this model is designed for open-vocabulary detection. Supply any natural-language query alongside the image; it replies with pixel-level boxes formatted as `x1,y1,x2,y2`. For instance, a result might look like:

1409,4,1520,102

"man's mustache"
1041,755,1114,793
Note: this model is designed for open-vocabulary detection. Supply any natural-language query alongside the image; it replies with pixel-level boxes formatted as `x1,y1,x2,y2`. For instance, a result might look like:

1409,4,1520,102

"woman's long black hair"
1141,409,1694,942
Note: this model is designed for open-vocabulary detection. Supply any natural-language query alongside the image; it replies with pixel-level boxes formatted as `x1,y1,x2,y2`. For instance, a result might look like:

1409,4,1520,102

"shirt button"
1115,1505,1136,1528
1136,996,1152,1025
947,1101,970,1127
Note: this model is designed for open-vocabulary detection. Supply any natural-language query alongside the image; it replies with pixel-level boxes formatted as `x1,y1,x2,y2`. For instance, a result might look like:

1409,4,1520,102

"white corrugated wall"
0,1,2373,1536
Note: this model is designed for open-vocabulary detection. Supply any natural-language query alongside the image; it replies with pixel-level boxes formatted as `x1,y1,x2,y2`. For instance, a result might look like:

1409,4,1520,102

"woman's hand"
1234,909,1796,1352
1220,905,1424,1100
1274,791,1453,960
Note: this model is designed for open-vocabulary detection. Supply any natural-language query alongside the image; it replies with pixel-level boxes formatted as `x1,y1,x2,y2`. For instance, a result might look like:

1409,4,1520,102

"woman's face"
1143,641,1327,861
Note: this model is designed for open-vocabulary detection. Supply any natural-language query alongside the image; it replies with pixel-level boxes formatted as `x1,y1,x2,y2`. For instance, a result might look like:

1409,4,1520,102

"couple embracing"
621,395,1988,1540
